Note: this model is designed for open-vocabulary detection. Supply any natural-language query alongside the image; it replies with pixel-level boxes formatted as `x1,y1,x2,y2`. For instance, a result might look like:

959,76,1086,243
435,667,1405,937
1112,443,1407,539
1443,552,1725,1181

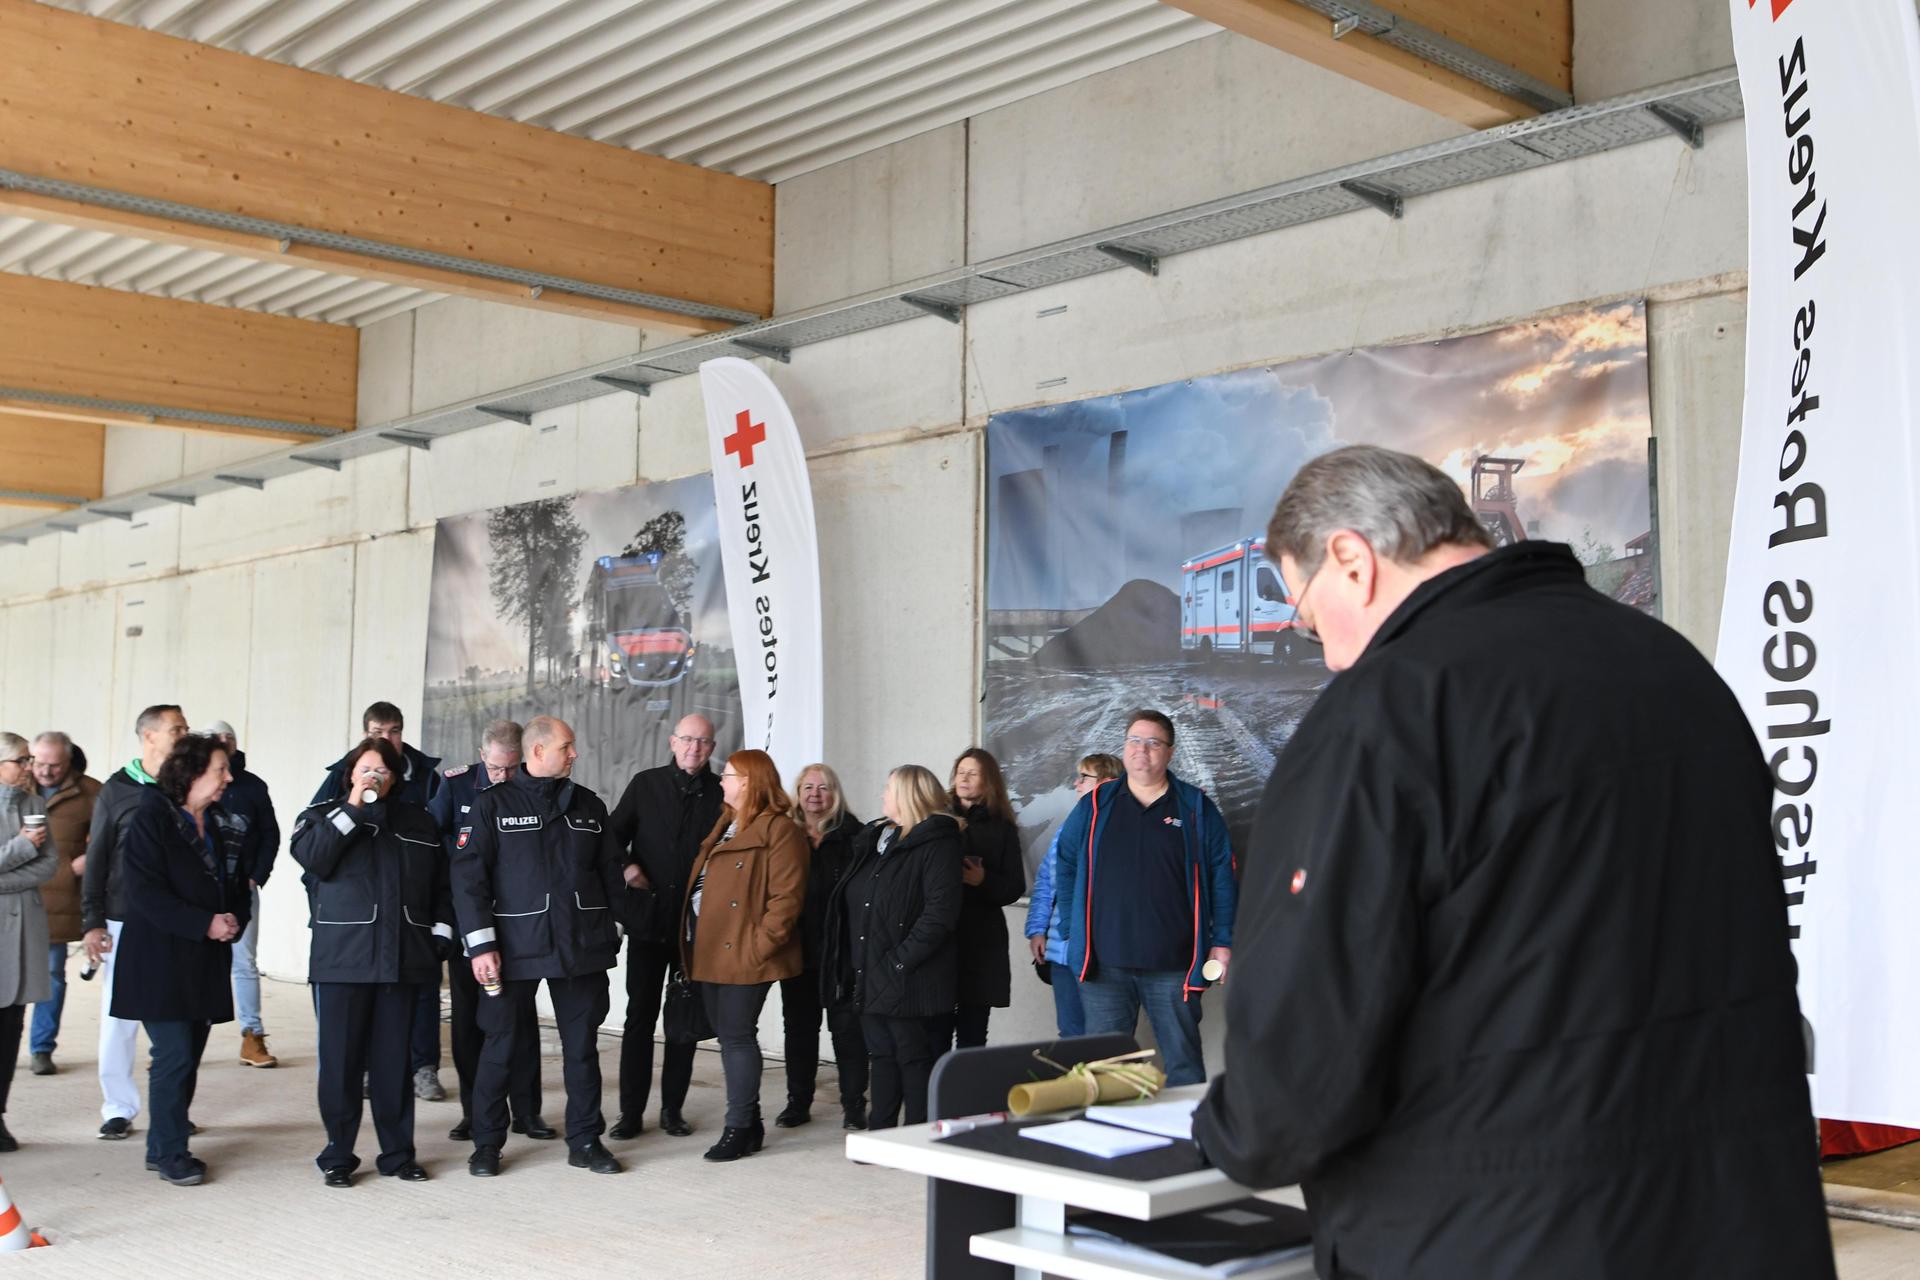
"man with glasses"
604,714,724,1139
1192,445,1831,1278
429,720,552,1143
1050,709,1237,1085
81,703,188,1140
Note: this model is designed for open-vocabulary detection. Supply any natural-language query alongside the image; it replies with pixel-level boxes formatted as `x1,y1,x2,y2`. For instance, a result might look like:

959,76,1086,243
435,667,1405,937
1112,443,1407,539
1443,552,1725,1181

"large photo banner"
986,303,1654,879
1718,0,1920,1126
422,477,743,798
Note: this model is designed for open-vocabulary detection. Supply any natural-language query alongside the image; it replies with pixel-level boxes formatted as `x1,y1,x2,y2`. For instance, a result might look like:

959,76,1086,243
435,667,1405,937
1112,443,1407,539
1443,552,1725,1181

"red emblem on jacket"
456,827,471,850
1291,868,1307,895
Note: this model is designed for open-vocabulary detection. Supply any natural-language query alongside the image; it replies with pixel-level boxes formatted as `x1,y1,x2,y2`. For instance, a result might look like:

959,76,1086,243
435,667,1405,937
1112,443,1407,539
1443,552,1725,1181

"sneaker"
413,1067,446,1102
239,1031,277,1068
28,1053,54,1076
98,1117,133,1141
156,1156,206,1186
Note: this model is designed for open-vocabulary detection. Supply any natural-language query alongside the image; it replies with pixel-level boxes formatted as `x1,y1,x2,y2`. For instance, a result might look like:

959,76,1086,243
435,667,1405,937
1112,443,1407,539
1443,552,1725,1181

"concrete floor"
0,974,1914,1277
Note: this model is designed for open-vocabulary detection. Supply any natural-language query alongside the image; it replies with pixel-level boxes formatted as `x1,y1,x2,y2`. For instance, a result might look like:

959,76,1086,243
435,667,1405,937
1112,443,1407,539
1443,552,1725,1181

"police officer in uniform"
451,716,624,1177
427,720,551,1143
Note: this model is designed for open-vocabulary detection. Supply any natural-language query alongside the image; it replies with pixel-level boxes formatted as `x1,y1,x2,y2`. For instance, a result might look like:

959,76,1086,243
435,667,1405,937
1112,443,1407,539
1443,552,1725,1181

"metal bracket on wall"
475,405,534,426
901,294,963,324
379,431,434,451
731,338,792,363
212,474,266,491
1645,103,1704,148
0,487,86,507
1340,180,1405,219
151,492,197,506
1095,244,1159,276
590,375,654,397
290,454,343,471
90,508,134,521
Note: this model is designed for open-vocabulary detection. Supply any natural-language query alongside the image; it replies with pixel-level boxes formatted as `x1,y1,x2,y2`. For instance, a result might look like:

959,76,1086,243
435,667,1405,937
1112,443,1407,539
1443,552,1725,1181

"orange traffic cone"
0,1173,45,1251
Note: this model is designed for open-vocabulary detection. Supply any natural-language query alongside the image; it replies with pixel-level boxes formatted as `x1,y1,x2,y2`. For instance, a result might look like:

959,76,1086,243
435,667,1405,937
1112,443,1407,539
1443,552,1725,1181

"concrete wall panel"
348,529,436,738
48,591,118,770
0,600,55,738
177,450,409,571
409,297,642,411
1574,0,1734,102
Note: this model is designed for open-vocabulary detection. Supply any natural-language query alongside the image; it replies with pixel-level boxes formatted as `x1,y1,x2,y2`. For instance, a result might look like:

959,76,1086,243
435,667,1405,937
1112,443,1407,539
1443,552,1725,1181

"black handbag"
662,967,714,1044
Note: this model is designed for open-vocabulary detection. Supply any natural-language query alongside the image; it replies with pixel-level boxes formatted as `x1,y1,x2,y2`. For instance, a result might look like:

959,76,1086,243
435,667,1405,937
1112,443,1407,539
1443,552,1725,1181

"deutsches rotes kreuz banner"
1718,0,1920,1124
700,357,824,787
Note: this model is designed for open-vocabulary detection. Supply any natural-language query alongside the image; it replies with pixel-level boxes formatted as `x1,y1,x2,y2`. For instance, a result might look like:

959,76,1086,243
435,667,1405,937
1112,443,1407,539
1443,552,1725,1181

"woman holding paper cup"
820,765,964,1129
0,734,56,1152
291,735,453,1187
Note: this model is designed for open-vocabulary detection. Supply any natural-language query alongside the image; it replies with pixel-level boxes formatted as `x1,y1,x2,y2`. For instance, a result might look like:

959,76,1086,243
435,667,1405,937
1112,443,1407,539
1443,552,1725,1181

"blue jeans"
1049,962,1086,1037
232,887,264,1034
1077,966,1206,1086
29,944,65,1054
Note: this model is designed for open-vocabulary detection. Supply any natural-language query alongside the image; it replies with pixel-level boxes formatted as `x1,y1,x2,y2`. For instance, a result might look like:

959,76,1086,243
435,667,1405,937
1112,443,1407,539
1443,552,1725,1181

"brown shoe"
239,1031,278,1068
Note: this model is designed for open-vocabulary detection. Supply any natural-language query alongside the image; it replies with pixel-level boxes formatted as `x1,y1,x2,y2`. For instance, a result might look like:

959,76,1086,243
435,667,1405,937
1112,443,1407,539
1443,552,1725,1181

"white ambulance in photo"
1180,537,1302,663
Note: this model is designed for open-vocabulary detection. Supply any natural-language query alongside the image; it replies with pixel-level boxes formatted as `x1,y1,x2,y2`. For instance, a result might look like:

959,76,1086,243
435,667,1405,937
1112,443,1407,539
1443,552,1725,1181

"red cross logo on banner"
724,410,767,468
1748,0,1794,18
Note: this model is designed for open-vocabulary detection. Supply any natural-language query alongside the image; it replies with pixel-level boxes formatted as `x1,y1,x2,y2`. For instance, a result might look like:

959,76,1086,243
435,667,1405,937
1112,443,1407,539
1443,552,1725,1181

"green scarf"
125,758,157,786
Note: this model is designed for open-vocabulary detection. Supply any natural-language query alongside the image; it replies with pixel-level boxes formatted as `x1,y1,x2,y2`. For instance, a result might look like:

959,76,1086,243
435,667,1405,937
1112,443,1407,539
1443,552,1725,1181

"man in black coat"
451,716,624,1178
426,720,550,1142
203,722,280,1069
1193,446,1834,1279
603,714,722,1139
309,700,446,1102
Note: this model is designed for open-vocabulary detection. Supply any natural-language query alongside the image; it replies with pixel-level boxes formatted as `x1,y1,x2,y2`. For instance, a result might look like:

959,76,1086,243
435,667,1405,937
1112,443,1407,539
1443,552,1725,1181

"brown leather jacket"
39,773,100,944
680,810,808,985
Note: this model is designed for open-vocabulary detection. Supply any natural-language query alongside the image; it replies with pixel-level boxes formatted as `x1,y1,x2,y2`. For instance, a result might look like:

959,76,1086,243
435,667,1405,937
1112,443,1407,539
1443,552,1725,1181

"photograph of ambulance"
585,552,696,690
1180,537,1301,664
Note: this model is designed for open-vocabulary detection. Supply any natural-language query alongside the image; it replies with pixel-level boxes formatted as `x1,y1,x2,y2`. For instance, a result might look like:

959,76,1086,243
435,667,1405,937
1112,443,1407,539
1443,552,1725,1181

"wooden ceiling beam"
1163,0,1572,128
0,274,357,440
0,412,104,508
0,0,774,329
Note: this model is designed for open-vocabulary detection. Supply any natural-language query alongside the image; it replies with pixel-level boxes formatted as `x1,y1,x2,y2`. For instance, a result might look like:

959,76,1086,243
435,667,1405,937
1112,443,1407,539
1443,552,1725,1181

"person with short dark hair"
452,716,624,1178
26,729,99,1076
1051,710,1236,1086
0,733,57,1150
1193,444,1833,1277
82,702,189,1141
1024,752,1122,1037
310,703,446,1102
292,736,453,1187
200,721,280,1070
428,719,549,1143
945,748,1024,1050
111,735,249,1185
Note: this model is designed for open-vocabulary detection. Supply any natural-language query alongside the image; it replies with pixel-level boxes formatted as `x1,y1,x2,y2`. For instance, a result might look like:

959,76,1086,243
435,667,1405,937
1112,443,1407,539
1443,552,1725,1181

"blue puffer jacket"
1022,831,1070,965
1051,773,1237,997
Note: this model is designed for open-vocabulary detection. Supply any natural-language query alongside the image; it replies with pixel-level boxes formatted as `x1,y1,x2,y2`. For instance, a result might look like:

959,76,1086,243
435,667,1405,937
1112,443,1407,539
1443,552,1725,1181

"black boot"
659,1108,693,1137
841,1101,867,1131
751,1118,765,1152
775,1099,811,1128
703,1125,758,1162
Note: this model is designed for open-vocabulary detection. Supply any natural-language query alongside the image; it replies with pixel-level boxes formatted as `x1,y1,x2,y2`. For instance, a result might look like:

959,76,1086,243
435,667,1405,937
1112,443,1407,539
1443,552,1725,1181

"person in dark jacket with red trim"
292,735,453,1187
1193,445,1833,1280
1051,710,1236,1086
945,748,1024,1050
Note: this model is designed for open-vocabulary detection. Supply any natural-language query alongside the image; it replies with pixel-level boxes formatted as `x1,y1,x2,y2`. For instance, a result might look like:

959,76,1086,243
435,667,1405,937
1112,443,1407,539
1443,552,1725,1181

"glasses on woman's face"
0,756,27,770
720,770,740,780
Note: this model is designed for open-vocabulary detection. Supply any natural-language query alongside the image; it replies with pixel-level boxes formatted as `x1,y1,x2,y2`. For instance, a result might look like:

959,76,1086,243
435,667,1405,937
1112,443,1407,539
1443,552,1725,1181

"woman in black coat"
820,765,963,1130
291,735,453,1188
111,735,249,1187
946,748,1024,1050
777,763,866,1130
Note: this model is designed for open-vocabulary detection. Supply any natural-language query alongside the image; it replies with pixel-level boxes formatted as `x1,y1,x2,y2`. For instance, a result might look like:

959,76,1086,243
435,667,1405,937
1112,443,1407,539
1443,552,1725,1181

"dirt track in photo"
985,658,1330,877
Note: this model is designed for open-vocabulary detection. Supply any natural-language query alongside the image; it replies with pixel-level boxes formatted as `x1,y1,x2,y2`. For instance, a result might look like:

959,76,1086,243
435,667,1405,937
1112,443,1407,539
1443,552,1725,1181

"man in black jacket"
1192,446,1833,1279
310,701,446,1102
603,714,722,1140
203,721,281,1069
81,703,188,1141
451,716,624,1178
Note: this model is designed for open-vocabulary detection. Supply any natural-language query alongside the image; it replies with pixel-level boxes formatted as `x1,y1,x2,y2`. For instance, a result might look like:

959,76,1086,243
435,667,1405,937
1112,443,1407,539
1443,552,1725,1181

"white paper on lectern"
1084,1097,1201,1141
1020,1119,1173,1159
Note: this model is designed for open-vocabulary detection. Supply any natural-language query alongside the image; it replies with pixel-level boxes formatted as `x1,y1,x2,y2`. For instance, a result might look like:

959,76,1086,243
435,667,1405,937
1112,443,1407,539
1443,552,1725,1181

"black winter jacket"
291,797,453,985
80,767,152,931
223,751,281,886
821,815,963,1020
109,790,250,1024
310,742,443,810
952,803,1024,1008
798,810,862,971
1192,542,1833,1280
607,763,724,944
450,767,623,982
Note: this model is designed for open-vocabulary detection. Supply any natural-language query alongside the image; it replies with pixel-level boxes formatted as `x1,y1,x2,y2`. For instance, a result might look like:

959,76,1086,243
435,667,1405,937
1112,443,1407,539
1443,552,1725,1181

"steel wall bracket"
213,474,266,490
732,339,792,363
1645,103,1704,148
590,375,654,397
1096,243,1160,276
1341,180,1405,218
475,405,534,426
901,294,962,324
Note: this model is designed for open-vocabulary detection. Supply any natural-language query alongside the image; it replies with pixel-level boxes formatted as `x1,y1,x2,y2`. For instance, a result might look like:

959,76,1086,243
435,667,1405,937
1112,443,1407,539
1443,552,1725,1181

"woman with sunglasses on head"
0,735,56,1152
776,763,869,1130
680,750,810,1162
1023,752,1122,1037
945,748,1025,1051
820,766,964,1129
111,733,250,1186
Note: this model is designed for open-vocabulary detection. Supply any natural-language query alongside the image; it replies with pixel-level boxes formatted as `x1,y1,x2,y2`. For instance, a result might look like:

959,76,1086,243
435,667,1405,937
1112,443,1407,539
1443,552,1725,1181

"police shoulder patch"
443,764,472,778
457,827,472,849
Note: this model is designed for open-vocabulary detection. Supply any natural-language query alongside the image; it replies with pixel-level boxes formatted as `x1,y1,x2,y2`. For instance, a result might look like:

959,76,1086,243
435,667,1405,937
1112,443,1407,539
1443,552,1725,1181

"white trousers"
97,919,142,1122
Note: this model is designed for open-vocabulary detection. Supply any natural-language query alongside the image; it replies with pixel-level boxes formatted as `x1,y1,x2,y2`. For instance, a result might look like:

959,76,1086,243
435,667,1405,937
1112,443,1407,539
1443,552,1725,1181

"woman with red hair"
679,750,809,1162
